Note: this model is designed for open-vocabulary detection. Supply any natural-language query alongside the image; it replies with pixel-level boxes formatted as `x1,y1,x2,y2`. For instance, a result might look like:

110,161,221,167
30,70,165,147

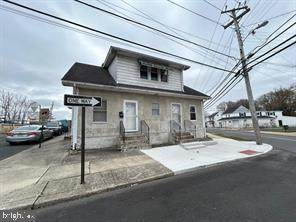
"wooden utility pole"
222,6,262,145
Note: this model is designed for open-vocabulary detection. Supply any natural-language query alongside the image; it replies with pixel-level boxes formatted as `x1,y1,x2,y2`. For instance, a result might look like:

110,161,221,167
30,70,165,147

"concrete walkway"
0,140,172,210
142,138,272,174
0,135,272,210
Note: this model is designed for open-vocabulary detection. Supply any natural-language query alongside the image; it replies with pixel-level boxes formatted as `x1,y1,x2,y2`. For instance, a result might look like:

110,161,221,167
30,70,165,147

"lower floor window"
93,100,107,122
190,105,196,120
152,103,160,116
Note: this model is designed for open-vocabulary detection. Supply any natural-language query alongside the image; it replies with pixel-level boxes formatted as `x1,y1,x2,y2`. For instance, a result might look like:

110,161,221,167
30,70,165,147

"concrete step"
181,142,206,150
176,135,194,140
179,138,201,143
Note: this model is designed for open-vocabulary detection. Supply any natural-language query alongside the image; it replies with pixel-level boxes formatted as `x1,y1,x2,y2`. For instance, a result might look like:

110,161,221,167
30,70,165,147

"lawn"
260,127,296,132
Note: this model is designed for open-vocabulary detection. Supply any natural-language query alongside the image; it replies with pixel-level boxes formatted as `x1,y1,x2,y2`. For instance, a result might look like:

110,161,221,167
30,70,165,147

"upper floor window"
140,65,148,79
189,105,196,120
151,67,158,81
139,61,168,82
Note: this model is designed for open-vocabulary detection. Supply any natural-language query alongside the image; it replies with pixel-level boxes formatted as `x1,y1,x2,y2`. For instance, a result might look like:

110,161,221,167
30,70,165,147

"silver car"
6,125,53,145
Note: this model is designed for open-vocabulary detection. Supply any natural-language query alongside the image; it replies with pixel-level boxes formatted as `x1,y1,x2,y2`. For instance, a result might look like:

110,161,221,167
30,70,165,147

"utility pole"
222,5,262,145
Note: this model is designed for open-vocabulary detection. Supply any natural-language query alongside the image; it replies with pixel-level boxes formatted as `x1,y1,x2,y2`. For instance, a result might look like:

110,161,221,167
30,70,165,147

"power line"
202,0,222,12
1,0,237,74
248,40,296,70
166,0,224,26
248,33,296,66
74,0,237,60
98,0,238,52
245,9,296,26
92,0,232,67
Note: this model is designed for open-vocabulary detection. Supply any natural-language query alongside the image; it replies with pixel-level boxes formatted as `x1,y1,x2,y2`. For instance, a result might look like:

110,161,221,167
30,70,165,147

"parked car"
46,121,63,136
6,125,53,145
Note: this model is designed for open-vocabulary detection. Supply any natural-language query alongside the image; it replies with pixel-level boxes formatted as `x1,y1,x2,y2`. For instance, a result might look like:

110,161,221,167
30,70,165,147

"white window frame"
152,103,160,116
93,100,108,123
189,105,197,121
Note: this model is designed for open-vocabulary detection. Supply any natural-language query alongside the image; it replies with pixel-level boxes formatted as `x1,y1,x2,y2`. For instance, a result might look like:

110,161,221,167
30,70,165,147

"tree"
257,84,296,116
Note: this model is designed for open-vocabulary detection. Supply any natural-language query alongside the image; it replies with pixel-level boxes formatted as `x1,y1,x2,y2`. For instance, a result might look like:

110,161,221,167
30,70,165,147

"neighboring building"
218,105,276,128
205,111,223,128
265,111,296,127
62,46,210,150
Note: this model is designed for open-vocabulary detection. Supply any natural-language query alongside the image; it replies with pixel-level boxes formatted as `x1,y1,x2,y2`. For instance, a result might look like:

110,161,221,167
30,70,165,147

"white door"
171,103,181,125
124,100,138,132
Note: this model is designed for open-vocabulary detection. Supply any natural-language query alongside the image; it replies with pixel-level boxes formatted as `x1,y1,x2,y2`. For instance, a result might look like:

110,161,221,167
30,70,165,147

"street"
32,129,296,222
207,128,296,153
33,149,296,222
0,134,35,161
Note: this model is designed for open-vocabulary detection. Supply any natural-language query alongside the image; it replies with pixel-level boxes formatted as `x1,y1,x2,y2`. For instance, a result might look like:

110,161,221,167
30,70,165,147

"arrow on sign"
91,97,100,106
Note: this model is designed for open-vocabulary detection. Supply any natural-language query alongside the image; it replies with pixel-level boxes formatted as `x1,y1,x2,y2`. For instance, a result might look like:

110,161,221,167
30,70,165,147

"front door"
171,103,181,125
124,100,138,132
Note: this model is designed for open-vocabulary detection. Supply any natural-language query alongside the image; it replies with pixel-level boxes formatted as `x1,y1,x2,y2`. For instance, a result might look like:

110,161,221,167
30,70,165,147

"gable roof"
222,105,249,115
102,46,190,70
208,112,218,118
62,62,209,98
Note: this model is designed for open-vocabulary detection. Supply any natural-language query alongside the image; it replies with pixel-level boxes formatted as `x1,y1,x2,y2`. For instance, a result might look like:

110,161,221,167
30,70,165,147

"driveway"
207,128,296,153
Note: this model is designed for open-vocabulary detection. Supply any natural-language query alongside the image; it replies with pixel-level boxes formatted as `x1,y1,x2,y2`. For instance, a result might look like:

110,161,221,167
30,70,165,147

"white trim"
92,100,108,123
189,104,197,121
123,100,138,132
170,103,182,126
62,80,210,100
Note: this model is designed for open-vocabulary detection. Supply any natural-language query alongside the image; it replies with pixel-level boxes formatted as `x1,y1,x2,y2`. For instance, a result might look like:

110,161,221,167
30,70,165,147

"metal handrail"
184,120,197,138
140,120,150,144
120,120,125,143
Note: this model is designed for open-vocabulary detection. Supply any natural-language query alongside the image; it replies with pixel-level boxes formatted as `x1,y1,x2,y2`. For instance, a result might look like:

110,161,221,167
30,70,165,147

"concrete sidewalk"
0,142,172,210
0,135,272,210
142,138,272,174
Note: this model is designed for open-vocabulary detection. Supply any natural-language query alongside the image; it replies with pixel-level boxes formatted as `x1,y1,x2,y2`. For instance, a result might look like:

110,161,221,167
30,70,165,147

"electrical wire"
166,0,224,26
1,0,237,73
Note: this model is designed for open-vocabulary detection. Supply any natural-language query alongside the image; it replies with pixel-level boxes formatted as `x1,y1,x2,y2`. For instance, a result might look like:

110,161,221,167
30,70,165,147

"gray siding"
115,54,183,91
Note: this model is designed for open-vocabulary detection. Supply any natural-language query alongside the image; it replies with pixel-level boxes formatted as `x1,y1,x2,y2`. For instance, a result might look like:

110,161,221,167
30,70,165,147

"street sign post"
64,94,102,184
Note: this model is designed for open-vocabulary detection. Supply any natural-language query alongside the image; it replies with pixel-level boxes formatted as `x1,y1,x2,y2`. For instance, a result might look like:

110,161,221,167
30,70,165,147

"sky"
0,0,295,119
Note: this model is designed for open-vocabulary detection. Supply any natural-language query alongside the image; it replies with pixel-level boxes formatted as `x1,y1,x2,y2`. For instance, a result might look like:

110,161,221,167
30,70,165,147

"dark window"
190,105,196,120
151,67,158,81
140,65,148,79
160,69,168,82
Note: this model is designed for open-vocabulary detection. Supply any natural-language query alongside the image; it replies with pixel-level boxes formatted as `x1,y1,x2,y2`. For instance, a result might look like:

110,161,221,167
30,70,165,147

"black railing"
120,120,125,143
184,120,197,138
140,120,150,144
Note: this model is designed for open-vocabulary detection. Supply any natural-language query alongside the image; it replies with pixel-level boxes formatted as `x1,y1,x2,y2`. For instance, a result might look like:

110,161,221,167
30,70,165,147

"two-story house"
62,46,210,150
218,105,276,128
205,111,223,128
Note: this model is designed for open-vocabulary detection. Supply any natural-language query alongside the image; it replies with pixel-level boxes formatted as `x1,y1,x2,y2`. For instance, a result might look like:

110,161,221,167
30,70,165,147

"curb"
2,171,173,210
32,171,173,209
174,144,273,175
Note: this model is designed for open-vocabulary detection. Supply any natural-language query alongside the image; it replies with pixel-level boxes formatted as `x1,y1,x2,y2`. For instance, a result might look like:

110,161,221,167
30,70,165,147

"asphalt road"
33,149,296,222
207,128,296,153
0,134,35,160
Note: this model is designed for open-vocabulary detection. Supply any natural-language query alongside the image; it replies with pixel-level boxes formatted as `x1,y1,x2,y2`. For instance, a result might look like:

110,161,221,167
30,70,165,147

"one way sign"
64,94,102,107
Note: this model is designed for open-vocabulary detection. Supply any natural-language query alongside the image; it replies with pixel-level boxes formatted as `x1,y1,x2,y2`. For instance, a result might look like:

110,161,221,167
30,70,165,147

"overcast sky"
1,0,295,119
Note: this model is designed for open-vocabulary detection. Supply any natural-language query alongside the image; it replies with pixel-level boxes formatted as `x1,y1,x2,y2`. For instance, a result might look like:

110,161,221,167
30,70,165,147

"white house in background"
266,111,296,127
205,111,223,128
218,105,276,128
62,46,210,150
